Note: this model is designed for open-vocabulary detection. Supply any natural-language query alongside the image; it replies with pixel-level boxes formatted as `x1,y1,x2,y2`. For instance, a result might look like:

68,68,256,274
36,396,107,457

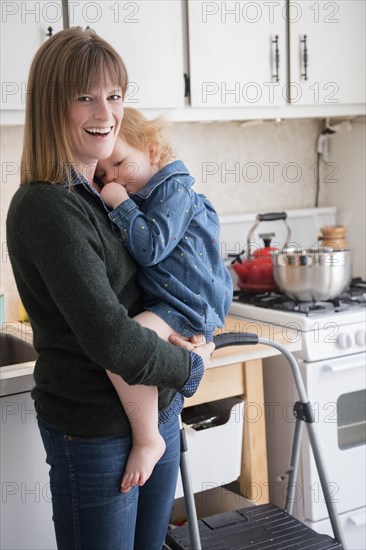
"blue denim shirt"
109,160,233,338
64,167,204,410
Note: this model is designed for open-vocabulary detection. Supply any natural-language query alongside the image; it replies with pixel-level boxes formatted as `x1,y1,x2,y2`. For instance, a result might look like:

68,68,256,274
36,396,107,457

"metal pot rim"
271,248,353,267
271,247,353,255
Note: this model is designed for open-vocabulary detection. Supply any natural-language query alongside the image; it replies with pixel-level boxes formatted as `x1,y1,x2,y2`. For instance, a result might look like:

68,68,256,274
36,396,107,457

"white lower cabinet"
0,392,56,550
175,397,244,499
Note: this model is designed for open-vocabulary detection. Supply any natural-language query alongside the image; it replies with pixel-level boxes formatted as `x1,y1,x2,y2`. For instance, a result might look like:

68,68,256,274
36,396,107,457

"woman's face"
68,83,124,172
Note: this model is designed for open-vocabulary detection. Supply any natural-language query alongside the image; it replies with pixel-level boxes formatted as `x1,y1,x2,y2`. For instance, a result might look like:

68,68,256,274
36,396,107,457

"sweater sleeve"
109,180,195,266
12,185,192,391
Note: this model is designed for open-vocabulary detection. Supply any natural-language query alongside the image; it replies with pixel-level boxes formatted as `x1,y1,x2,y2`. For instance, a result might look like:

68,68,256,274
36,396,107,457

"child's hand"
100,182,129,210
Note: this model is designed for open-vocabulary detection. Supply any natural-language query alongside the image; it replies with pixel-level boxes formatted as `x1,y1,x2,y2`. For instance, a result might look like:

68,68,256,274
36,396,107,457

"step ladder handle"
213,332,259,348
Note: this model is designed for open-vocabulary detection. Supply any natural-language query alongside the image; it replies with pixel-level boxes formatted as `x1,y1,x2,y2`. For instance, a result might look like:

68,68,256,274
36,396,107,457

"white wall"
322,117,366,278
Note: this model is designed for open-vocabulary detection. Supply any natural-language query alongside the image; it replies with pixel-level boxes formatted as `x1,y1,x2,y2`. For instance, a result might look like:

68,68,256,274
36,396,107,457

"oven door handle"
323,362,363,373
347,510,366,527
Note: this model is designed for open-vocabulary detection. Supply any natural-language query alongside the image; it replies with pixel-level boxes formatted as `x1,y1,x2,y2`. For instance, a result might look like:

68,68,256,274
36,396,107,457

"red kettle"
232,212,291,292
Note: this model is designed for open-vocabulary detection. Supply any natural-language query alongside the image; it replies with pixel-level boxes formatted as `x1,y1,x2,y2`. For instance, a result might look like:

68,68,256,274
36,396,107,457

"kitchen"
1,1,365,549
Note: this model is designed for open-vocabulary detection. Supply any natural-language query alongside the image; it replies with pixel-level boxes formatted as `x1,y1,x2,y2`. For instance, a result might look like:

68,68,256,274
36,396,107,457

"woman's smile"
84,126,114,137
68,85,124,174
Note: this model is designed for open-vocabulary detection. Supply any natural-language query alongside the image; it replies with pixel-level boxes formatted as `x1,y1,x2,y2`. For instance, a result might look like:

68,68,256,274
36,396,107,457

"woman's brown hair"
21,27,128,184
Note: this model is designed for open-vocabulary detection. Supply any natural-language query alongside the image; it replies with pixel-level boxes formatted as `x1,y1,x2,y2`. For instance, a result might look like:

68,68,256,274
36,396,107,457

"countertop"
1,322,35,387
1,318,301,382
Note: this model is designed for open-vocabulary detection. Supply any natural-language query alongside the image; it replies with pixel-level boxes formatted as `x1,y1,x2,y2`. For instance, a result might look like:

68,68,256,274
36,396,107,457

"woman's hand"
168,334,215,369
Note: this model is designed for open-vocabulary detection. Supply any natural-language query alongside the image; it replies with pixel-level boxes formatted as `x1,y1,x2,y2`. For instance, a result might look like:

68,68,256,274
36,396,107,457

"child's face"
95,136,158,194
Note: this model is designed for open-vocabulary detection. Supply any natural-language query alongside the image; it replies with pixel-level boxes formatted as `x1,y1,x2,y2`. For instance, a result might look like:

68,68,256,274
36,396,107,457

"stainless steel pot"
272,248,353,301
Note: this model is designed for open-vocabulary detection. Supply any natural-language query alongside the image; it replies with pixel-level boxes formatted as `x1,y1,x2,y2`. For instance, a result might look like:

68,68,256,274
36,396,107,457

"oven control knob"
337,332,353,349
355,330,366,347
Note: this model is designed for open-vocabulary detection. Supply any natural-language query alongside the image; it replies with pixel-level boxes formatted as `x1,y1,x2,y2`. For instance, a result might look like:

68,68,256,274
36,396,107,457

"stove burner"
233,278,366,316
340,277,366,302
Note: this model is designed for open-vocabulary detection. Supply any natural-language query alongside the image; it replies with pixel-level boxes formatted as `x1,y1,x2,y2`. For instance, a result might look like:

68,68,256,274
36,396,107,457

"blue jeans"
37,415,180,550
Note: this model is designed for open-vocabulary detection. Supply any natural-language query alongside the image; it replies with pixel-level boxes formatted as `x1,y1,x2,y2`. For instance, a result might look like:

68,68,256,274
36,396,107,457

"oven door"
299,352,366,522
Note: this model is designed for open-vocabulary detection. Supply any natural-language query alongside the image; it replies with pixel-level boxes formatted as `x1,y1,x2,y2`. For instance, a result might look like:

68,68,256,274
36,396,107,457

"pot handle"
246,212,291,258
257,212,287,222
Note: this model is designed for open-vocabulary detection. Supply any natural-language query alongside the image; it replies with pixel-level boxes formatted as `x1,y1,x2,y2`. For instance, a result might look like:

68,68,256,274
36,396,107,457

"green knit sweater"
6,182,191,436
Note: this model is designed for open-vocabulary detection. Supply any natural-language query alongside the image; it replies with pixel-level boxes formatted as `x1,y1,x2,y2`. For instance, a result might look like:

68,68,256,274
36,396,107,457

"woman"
6,27,214,550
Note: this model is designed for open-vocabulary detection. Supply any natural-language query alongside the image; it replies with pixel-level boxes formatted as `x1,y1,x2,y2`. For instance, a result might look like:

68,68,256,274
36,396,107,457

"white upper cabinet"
0,1,63,113
1,0,365,122
288,0,366,106
69,0,186,109
187,0,287,108
187,0,365,114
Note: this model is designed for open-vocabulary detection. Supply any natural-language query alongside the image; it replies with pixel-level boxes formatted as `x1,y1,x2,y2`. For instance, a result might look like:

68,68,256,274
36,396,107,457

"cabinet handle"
184,73,190,98
62,0,69,29
300,34,308,81
272,35,280,83
46,26,53,37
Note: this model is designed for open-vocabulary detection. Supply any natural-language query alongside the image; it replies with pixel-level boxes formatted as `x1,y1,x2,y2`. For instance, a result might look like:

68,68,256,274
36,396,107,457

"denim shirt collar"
63,167,110,213
131,160,194,200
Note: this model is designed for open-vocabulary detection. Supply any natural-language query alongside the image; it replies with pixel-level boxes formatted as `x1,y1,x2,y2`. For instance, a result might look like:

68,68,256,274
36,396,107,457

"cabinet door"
0,392,56,549
0,1,63,111
69,0,186,109
289,0,366,106
188,0,287,107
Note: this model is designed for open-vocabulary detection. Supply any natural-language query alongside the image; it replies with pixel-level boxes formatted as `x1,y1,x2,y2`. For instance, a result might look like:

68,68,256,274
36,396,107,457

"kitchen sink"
0,333,38,396
0,333,38,367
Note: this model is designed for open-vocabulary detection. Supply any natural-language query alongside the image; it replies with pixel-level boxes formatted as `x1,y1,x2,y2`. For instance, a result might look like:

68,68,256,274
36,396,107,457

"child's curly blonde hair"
120,107,175,169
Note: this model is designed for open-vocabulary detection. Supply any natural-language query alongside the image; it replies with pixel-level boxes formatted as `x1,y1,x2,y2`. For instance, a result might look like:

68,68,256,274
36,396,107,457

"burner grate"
233,278,366,316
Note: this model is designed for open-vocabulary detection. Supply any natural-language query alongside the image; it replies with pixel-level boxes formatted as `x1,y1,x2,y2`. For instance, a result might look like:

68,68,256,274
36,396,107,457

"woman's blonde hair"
21,27,128,185
120,108,175,169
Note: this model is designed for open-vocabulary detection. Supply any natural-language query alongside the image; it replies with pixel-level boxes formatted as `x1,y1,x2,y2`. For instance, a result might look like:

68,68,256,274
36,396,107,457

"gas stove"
229,278,366,362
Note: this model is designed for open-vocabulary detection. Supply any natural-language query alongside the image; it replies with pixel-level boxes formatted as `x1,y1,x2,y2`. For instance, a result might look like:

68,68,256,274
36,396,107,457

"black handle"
46,26,53,37
184,73,190,98
272,35,280,83
62,0,69,28
257,212,287,222
213,332,259,349
301,34,308,81
228,253,243,265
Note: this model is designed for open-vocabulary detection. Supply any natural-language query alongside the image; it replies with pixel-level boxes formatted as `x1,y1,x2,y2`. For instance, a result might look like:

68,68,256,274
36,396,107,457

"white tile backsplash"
168,118,324,214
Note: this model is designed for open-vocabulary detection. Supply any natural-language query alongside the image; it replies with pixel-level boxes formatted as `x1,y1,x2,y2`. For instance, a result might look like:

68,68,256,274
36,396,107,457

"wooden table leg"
239,358,269,504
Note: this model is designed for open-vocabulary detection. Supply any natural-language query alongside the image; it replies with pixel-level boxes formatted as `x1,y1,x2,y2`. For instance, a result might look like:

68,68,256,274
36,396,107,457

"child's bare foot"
120,434,166,493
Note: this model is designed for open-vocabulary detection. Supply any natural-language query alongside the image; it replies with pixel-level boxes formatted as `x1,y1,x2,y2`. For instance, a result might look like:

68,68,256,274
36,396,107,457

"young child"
96,108,233,492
